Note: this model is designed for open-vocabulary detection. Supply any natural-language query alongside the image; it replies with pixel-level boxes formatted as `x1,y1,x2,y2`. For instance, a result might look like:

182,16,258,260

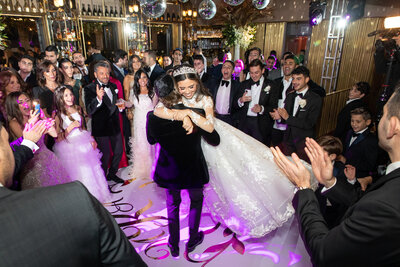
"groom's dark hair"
154,74,180,108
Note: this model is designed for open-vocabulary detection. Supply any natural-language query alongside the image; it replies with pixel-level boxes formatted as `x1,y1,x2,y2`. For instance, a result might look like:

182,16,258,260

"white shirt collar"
252,76,264,88
18,70,32,82
199,70,205,78
113,63,124,75
346,97,361,105
97,79,109,87
296,87,308,96
386,161,400,175
355,127,368,135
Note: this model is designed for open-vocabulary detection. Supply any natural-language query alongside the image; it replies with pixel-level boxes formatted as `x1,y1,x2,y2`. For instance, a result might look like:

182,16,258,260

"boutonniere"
264,85,271,94
299,99,307,108
115,89,119,94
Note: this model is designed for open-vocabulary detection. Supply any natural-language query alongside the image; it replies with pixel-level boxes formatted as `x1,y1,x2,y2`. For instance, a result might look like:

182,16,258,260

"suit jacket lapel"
366,168,400,193
258,80,268,105
351,130,368,147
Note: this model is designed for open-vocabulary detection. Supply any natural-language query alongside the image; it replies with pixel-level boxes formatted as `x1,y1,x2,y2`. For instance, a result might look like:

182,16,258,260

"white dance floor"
106,167,312,267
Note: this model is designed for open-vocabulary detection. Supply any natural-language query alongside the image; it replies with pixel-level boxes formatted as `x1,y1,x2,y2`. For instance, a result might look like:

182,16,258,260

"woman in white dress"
128,69,158,179
123,55,142,131
154,65,317,238
53,86,111,203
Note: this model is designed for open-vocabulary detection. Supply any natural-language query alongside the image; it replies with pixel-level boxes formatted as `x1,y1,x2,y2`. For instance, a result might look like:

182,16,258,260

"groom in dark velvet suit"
146,74,220,257
0,122,147,267
84,60,124,183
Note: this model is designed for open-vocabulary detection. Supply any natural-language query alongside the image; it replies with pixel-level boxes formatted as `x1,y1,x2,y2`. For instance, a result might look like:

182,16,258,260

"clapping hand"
269,109,281,120
277,108,289,120
270,146,311,188
251,104,262,113
304,138,336,188
23,120,47,143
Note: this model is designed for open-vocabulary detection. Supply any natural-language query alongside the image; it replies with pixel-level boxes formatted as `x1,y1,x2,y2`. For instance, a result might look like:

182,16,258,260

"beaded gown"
168,94,318,237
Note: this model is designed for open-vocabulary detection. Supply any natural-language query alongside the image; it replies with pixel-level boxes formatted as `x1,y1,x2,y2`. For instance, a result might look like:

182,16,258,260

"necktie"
352,132,361,138
221,80,230,87
296,92,304,99
251,80,260,87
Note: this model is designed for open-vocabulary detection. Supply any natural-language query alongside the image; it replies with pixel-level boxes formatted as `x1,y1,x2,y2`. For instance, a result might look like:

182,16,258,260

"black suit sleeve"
87,189,147,266
85,84,102,116
200,129,220,146
293,189,397,266
13,144,34,178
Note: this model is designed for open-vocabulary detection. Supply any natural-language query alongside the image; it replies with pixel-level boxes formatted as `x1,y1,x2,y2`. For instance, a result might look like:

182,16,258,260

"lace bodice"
61,112,82,137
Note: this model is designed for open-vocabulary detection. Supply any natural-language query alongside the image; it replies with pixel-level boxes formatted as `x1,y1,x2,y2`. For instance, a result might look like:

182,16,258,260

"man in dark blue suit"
111,49,128,86
143,50,165,87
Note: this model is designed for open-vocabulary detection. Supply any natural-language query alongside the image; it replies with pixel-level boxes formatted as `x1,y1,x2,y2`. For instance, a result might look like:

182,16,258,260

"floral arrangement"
222,24,256,49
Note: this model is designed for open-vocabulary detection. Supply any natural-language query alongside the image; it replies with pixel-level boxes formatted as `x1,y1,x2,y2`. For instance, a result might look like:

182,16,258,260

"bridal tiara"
173,66,197,77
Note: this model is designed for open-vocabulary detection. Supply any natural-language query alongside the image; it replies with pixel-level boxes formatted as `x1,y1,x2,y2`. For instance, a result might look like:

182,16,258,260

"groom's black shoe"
107,174,125,184
167,243,179,257
186,231,204,253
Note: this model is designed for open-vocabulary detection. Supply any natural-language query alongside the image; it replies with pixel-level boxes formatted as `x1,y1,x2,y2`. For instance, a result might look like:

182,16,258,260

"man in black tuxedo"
209,52,224,82
333,81,369,143
147,74,220,257
270,54,297,146
271,66,322,161
143,50,165,87
271,85,400,266
0,123,147,267
84,61,124,183
209,60,240,126
193,54,211,88
111,49,128,86
233,59,278,145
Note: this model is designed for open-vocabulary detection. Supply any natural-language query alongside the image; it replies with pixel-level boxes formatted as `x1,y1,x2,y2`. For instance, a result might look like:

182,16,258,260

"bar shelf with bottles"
0,0,46,16
79,1,125,21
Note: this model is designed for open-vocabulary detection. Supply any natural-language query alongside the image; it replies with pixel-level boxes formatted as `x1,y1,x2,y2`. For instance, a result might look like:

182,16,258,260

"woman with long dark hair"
128,68,158,179
53,86,110,203
123,55,142,122
5,91,71,189
0,70,25,123
59,58,84,109
32,60,61,117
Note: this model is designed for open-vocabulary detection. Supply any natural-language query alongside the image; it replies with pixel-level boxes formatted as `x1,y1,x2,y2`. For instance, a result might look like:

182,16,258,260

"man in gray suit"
0,122,147,267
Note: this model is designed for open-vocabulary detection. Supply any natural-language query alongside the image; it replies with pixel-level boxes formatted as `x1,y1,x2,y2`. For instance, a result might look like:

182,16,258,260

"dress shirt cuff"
96,97,102,107
347,178,357,185
238,99,244,107
21,139,39,153
321,177,337,193
259,105,264,114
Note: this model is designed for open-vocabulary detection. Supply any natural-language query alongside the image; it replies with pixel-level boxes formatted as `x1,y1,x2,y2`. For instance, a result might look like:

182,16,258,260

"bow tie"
100,83,111,89
251,80,260,87
352,132,361,138
221,80,230,87
144,66,151,73
296,92,304,99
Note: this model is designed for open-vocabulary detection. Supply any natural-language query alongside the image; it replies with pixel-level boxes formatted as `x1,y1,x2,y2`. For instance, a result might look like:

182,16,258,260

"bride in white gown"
154,65,317,238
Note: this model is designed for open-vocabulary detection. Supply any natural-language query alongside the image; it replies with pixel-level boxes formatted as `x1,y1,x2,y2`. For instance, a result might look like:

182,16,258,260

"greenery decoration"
222,23,256,49
0,12,7,50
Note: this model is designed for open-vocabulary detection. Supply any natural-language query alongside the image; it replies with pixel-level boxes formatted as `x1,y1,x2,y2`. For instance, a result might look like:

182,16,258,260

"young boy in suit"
343,107,378,179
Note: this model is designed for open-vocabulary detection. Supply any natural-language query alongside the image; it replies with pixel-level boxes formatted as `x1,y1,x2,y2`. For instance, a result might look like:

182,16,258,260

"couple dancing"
147,64,317,256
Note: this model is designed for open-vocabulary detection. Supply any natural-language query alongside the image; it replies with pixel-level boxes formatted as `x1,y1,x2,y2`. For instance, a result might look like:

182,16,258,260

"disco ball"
140,0,167,18
224,0,244,6
178,0,189,3
252,0,270,10
198,0,216,20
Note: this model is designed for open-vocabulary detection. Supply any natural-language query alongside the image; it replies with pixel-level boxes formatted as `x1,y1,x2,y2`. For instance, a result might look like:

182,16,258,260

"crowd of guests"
0,41,399,265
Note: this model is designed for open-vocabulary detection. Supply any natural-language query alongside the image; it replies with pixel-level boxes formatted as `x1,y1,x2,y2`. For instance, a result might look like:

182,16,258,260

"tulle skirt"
21,137,72,190
54,130,111,203
202,119,317,238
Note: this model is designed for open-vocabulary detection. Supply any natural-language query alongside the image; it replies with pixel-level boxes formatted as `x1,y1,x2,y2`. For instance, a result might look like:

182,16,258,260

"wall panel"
307,20,329,84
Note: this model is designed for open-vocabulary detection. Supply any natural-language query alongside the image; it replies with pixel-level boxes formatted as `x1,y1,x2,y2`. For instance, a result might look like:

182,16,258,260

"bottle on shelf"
5,0,12,11
105,6,108,17
87,4,91,15
63,27,67,39
166,13,170,21
23,0,29,12
172,13,176,21
15,0,22,12
92,5,97,16
66,27,72,40
71,25,76,39
114,6,118,17
56,26,62,39
81,3,86,15
119,6,123,17
30,0,36,12
0,0,3,11
38,0,43,12
98,5,102,16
